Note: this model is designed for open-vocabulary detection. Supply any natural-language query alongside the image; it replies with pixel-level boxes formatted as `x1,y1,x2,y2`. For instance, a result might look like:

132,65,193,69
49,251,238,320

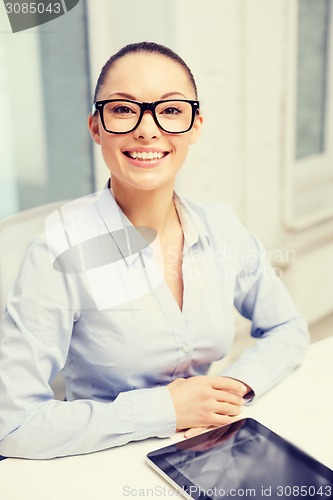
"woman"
0,42,309,459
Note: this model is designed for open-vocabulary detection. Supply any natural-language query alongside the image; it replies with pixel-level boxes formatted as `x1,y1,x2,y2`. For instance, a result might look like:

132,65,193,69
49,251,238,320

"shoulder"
21,232,51,269
16,191,104,281
184,197,237,220
178,194,245,241
177,194,263,266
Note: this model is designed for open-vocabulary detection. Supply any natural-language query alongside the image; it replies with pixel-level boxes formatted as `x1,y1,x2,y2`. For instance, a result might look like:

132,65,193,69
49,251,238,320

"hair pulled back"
93,41,198,103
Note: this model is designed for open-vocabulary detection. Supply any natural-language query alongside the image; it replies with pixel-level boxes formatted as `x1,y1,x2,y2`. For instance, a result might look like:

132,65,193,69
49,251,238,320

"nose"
134,110,161,140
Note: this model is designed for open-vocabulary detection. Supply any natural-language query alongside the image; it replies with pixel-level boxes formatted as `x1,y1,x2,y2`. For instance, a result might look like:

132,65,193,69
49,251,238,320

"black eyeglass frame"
91,99,200,134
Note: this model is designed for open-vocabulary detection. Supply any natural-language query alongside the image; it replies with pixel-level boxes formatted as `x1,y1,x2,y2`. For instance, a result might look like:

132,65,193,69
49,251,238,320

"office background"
0,0,332,336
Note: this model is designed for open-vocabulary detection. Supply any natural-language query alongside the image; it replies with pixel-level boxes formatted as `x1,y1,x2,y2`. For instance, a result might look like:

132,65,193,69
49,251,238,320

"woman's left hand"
184,379,253,439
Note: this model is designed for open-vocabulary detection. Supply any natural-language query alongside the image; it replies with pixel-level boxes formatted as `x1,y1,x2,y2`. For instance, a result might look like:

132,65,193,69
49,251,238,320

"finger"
213,400,244,416
213,388,245,406
184,427,210,439
209,413,239,427
210,376,248,395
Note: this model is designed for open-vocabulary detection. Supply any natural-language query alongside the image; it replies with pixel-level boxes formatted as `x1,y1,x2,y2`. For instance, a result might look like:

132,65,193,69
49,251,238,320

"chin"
124,172,175,192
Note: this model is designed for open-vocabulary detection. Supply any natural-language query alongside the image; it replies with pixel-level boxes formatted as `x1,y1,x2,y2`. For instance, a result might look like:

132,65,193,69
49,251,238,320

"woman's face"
88,52,202,192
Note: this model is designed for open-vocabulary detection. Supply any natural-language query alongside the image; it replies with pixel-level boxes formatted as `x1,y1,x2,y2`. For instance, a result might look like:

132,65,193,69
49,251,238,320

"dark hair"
93,41,198,103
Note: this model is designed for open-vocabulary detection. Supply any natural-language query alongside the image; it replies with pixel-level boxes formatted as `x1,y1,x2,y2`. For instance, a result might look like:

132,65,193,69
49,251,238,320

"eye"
104,101,139,117
112,105,136,115
161,106,182,115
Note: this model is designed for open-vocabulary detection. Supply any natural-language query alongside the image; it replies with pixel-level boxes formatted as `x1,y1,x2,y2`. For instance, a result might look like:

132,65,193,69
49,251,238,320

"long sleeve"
0,235,176,459
221,223,310,397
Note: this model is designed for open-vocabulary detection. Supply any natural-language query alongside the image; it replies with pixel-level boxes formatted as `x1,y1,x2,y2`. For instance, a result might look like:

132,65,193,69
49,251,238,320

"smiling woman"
0,41,309,460
88,44,202,196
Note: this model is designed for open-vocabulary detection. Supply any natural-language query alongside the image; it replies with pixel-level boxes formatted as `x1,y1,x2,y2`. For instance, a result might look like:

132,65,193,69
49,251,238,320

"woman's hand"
167,376,248,434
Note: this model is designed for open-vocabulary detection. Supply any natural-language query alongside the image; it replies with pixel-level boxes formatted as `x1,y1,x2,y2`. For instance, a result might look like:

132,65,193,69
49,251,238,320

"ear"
189,113,203,145
88,113,101,145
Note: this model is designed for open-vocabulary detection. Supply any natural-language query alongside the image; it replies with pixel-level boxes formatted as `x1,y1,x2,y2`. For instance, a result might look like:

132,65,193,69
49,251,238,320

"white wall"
87,0,333,327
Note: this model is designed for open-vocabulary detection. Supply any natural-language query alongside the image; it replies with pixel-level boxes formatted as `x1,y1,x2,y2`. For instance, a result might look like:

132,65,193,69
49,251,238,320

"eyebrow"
106,91,187,101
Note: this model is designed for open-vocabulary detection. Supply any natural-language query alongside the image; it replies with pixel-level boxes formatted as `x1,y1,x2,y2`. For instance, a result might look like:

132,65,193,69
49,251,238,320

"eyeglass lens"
102,100,194,133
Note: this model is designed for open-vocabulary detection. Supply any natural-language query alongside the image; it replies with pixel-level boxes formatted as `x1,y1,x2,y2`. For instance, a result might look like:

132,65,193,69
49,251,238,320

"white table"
1,336,332,500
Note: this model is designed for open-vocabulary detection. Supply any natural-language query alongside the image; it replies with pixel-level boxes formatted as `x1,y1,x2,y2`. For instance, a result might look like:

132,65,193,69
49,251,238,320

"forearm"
221,316,310,398
0,386,175,459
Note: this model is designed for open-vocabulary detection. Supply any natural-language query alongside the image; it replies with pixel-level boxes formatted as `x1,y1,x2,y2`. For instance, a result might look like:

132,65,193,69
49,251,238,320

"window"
284,0,333,229
296,0,331,158
0,0,94,219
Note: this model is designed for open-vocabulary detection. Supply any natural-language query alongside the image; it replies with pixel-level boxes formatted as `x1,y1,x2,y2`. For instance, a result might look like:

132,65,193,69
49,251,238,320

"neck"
110,179,179,234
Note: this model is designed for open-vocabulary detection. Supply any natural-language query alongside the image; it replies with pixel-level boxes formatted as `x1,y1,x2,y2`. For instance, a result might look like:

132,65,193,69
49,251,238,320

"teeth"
127,151,165,160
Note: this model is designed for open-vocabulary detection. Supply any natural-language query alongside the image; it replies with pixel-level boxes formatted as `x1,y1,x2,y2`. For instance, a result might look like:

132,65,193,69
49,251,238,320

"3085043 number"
276,485,332,497
5,3,61,14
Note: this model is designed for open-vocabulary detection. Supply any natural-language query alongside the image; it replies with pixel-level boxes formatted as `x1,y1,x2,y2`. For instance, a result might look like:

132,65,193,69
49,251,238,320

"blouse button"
181,345,190,354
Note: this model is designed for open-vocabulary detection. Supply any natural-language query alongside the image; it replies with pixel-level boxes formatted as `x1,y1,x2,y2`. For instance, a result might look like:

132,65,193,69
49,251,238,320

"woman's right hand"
167,376,247,432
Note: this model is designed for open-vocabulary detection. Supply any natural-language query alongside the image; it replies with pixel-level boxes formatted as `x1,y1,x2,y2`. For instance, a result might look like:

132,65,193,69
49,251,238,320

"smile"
123,151,169,160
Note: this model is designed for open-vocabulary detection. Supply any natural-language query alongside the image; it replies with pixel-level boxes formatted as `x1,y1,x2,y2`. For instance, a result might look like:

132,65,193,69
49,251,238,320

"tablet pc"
146,418,333,500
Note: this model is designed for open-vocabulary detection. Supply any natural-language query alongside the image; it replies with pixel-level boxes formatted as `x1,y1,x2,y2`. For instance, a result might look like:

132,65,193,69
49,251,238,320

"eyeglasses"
91,99,200,134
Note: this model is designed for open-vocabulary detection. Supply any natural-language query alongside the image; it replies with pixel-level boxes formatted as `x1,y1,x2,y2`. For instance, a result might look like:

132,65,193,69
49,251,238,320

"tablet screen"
147,418,333,500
